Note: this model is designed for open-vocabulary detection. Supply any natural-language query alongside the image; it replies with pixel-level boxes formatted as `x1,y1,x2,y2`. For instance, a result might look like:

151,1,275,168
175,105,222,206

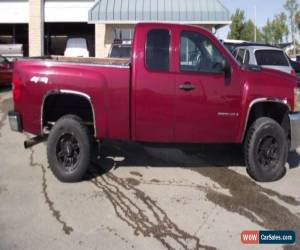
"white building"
0,0,231,57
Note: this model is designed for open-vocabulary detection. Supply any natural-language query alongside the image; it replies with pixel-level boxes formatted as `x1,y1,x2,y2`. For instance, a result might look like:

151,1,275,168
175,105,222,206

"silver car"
233,45,294,75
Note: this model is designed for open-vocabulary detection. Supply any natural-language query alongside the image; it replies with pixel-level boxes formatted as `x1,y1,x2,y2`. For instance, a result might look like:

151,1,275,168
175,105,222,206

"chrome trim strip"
217,112,239,117
41,89,97,137
55,62,130,69
21,58,130,69
60,89,91,100
241,97,290,141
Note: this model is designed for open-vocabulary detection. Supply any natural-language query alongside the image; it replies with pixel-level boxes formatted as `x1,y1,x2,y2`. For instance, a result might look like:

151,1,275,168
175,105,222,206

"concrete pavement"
0,88,299,250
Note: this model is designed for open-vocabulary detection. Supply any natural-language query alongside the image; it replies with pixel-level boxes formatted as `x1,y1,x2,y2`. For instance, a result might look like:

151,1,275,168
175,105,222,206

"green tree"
284,0,299,55
228,9,261,41
240,20,255,41
261,19,274,44
272,13,289,44
228,9,246,40
240,20,262,42
261,13,289,45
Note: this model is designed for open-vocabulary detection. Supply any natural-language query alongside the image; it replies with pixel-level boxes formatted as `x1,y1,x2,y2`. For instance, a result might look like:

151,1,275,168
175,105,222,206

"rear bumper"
289,112,300,150
8,111,22,132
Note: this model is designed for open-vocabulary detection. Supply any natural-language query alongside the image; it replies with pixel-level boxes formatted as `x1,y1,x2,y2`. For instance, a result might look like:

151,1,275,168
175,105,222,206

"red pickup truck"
8,23,300,182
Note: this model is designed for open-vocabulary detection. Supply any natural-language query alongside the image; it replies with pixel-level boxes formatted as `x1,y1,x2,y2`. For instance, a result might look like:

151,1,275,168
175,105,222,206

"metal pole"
254,5,257,42
293,14,296,56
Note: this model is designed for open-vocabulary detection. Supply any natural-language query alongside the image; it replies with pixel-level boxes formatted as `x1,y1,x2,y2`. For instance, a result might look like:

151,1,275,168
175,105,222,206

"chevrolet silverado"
8,23,300,182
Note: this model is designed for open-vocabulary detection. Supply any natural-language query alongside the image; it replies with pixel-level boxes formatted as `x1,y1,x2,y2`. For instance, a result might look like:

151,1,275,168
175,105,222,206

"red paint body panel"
12,23,297,144
13,61,130,139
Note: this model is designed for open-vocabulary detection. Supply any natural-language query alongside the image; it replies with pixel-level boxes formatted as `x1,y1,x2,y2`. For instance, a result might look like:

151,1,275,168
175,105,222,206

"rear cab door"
131,24,177,142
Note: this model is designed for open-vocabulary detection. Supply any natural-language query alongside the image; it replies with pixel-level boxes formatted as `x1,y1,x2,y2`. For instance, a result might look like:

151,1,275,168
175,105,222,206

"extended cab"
8,23,300,182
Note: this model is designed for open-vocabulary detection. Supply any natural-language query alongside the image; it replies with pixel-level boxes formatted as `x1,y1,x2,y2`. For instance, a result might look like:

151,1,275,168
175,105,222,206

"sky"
215,0,293,40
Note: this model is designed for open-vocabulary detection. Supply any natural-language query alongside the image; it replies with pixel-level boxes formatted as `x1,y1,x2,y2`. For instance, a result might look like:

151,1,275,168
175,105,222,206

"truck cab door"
132,27,176,142
174,30,242,143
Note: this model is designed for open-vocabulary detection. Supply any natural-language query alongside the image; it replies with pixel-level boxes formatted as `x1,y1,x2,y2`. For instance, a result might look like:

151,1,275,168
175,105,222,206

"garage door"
0,0,29,23
45,0,95,22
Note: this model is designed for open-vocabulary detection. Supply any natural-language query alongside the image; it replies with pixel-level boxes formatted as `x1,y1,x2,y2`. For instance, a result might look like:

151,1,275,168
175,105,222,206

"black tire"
47,115,91,182
244,117,288,182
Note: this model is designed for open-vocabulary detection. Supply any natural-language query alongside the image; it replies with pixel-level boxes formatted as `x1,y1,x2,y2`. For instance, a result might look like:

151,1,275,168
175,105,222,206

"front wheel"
47,115,91,182
244,117,288,182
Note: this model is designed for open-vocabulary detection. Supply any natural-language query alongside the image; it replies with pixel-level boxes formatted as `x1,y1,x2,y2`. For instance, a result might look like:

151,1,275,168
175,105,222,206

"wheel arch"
242,98,291,142
41,89,96,136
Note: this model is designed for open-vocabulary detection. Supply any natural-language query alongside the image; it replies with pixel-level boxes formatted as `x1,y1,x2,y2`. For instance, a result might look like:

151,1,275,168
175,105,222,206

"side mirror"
221,60,231,78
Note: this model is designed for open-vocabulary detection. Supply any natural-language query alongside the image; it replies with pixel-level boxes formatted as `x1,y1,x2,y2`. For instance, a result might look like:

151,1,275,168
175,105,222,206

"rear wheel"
244,117,288,182
47,115,91,182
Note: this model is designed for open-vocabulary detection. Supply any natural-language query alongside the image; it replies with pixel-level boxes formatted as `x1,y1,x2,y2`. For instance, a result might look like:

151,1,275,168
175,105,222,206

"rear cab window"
255,50,289,66
145,29,170,71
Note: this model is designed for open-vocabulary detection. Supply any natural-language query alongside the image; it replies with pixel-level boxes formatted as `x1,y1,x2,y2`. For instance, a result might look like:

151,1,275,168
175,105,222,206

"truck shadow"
89,140,300,176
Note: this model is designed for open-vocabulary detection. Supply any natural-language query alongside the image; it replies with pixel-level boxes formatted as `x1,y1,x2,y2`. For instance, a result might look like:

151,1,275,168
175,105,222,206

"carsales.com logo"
241,230,296,245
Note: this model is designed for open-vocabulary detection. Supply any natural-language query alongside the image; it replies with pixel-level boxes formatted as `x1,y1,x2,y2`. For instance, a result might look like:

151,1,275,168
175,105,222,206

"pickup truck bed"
12,57,131,140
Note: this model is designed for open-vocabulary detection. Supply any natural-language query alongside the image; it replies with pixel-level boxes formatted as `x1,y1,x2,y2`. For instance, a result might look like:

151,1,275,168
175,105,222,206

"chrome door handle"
179,82,196,91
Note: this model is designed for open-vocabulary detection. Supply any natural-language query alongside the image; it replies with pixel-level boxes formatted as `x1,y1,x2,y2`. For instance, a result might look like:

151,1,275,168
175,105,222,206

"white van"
64,38,89,58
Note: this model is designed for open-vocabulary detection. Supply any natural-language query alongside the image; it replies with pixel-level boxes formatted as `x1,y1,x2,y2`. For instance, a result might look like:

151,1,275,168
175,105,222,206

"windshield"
255,50,289,66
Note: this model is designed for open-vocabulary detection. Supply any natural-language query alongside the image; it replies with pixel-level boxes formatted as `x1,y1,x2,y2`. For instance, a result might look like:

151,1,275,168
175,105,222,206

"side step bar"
24,135,48,149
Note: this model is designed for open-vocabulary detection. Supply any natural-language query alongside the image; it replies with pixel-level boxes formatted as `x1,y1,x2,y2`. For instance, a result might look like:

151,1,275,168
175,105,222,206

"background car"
233,44,295,75
289,59,300,75
220,39,247,52
0,55,13,86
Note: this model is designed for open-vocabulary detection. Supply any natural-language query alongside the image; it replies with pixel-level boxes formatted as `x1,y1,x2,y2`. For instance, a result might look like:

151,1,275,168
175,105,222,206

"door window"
145,29,170,71
180,31,226,73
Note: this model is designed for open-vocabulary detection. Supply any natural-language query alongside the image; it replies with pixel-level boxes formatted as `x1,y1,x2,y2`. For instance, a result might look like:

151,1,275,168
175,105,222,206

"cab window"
180,31,226,73
145,29,170,71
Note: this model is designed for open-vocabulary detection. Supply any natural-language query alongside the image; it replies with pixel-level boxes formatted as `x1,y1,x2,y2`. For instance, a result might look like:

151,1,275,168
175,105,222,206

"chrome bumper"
289,112,300,150
8,111,22,132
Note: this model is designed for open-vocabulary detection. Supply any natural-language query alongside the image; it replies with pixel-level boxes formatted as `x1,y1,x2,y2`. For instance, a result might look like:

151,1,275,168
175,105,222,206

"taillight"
12,71,21,103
